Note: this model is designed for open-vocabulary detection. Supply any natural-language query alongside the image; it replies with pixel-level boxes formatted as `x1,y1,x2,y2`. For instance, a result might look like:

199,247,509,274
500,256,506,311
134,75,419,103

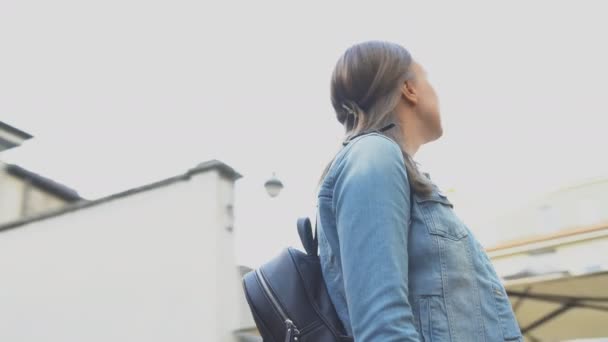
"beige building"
486,177,608,243
487,178,608,341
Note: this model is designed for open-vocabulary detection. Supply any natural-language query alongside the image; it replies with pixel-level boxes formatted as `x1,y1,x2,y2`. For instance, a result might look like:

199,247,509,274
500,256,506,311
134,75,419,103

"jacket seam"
438,237,457,342
465,239,487,342
326,132,401,187
327,132,400,213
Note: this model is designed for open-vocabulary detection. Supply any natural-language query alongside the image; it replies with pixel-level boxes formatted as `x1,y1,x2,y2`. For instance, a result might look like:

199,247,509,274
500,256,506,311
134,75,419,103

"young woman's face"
411,62,442,141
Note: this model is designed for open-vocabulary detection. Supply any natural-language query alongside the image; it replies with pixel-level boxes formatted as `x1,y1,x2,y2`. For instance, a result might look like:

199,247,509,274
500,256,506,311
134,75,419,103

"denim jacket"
317,133,523,342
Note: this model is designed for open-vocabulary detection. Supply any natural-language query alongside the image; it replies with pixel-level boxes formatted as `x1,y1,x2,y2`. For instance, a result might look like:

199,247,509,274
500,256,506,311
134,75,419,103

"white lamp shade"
264,174,284,197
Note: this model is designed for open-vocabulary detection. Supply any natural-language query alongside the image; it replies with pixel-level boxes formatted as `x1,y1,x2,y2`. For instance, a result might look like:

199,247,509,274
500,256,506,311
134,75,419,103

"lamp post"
264,172,284,198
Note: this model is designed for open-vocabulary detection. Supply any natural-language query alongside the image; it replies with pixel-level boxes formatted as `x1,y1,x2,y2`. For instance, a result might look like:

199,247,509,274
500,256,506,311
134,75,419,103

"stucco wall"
0,166,243,341
486,179,608,244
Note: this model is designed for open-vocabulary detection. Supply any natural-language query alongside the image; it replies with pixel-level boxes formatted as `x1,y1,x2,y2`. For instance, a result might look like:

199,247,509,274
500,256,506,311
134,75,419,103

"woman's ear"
401,81,418,105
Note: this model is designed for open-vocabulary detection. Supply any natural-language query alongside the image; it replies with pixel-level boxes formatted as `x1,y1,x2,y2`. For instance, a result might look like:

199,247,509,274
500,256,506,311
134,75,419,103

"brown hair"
319,40,432,195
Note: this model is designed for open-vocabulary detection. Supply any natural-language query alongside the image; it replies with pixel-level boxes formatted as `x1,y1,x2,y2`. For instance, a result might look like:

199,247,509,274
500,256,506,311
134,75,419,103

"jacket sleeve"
333,135,420,342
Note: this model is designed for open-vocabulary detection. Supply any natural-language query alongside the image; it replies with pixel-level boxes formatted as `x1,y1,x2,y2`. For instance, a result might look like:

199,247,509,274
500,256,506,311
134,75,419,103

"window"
0,136,17,152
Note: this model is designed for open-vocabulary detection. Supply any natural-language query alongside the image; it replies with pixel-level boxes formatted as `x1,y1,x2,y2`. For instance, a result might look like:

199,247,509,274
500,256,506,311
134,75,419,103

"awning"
486,223,608,341
504,267,608,341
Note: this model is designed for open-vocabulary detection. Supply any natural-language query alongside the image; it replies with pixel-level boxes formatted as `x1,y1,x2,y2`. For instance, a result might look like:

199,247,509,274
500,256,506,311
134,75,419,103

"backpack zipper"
255,269,300,341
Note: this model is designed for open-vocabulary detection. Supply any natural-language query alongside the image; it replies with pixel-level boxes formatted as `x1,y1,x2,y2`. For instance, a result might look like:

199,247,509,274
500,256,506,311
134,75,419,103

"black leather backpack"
241,217,353,342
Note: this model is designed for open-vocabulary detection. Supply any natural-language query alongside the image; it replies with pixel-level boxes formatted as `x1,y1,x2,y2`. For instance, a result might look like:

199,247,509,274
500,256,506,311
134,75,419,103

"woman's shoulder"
339,132,403,165
324,133,405,183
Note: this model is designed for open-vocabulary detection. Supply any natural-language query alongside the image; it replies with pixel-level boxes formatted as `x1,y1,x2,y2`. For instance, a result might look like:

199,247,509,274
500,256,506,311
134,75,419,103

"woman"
317,41,523,341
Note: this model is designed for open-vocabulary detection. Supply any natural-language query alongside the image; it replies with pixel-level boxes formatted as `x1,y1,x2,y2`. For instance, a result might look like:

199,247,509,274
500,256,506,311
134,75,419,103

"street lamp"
264,172,284,198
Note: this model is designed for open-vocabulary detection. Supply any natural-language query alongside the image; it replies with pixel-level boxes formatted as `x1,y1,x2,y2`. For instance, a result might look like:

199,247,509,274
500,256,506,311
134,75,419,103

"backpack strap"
297,217,318,256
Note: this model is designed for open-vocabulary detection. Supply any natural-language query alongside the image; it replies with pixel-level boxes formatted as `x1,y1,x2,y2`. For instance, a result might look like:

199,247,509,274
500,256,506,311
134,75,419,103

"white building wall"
490,234,608,279
0,166,242,342
214,174,240,340
487,178,608,244
236,273,257,332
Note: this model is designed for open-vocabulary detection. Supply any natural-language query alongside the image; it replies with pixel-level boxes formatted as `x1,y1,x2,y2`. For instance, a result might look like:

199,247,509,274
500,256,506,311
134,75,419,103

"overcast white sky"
2,1,607,267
